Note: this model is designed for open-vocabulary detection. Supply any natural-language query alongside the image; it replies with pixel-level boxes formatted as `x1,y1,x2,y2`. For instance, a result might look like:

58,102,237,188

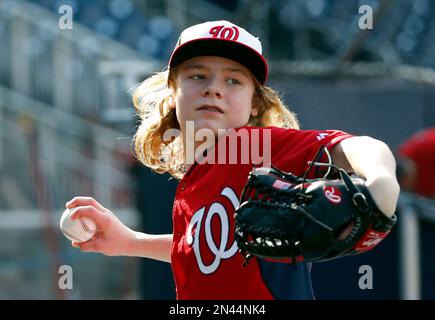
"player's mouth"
196,105,224,114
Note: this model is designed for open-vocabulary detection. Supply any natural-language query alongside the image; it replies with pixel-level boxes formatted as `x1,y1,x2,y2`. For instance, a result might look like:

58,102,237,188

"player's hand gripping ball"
60,208,97,243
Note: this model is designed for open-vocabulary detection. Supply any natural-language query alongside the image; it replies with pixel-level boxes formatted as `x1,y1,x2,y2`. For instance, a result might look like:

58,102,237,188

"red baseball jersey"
171,126,353,299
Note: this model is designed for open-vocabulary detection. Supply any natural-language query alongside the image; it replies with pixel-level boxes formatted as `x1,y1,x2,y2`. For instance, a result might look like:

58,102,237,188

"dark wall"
272,79,435,150
130,163,178,299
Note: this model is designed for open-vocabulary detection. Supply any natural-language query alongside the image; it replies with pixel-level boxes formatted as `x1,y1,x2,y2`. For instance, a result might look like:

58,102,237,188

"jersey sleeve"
269,127,354,177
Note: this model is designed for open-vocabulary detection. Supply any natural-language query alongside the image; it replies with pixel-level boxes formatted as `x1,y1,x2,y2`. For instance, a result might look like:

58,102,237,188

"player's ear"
250,91,261,117
166,75,177,109
168,94,176,109
167,84,176,110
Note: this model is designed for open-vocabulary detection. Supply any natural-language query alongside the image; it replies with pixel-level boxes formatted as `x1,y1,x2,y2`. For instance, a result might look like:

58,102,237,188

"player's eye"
227,78,241,85
191,74,205,80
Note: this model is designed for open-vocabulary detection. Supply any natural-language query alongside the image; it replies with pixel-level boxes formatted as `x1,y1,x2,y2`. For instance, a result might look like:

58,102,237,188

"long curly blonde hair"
132,67,299,179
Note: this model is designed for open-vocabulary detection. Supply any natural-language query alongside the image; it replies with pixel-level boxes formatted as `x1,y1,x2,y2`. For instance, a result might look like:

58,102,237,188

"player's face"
172,56,258,137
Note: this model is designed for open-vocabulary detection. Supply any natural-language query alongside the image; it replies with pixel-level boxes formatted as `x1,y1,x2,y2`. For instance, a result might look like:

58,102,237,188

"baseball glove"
234,150,397,265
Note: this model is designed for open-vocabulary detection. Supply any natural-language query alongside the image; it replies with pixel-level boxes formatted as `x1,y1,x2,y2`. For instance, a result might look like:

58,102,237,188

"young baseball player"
66,20,400,299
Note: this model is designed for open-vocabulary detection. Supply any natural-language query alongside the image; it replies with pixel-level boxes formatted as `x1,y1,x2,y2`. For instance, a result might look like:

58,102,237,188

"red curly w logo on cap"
209,25,239,41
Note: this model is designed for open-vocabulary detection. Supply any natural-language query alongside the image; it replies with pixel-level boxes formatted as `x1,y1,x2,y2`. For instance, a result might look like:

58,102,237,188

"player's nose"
202,78,222,98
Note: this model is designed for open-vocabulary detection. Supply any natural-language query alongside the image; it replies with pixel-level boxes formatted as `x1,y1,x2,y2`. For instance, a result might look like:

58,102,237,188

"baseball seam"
79,217,96,234
61,226,85,242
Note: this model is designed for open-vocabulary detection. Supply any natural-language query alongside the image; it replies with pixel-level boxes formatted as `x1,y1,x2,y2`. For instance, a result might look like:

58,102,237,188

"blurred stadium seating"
267,0,435,65
23,0,435,66
1,0,435,300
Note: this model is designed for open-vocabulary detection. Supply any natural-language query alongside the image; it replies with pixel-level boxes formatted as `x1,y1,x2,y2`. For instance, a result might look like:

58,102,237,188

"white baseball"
60,208,97,243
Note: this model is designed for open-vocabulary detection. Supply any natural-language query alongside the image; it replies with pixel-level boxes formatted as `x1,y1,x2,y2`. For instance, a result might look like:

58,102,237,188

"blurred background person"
397,128,435,199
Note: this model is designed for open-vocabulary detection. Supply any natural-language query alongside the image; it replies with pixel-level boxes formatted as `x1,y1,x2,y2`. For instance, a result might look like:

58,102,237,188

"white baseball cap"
168,20,268,84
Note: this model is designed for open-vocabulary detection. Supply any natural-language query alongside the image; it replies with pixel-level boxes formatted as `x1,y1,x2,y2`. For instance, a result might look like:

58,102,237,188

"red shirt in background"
398,128,435,198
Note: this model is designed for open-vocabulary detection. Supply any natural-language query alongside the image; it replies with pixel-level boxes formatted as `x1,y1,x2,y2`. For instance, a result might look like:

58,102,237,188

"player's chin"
193,120,224,136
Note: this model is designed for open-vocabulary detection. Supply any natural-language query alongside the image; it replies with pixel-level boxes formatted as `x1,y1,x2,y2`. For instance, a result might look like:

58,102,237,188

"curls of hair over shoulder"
131,67,299,179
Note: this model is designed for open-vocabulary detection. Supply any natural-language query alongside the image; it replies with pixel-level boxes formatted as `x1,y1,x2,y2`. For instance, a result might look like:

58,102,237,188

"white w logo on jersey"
317,132,329,140
186,187,239,275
